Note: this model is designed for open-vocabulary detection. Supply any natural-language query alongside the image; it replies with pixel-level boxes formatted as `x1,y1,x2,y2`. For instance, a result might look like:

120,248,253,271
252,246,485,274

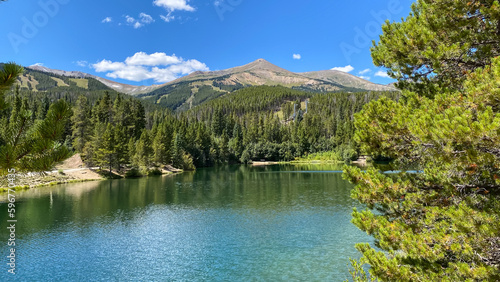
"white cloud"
331,65,354,73
140,13,154,24
125,52,181,66
93,60,127,72
92,52,209,83
375,70,390,78
125,15,135,24
102,17,112,23
125,14,154,28
154,0,195,12
359,76,371,80
358,68,371,75
32,63,44,67
160,13,176,22
76,61,88,67
293,54,301,60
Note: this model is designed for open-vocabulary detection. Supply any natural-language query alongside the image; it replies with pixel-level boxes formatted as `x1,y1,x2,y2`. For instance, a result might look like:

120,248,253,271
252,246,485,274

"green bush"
147,168,162,176
125,167,142,178
181,153,196,171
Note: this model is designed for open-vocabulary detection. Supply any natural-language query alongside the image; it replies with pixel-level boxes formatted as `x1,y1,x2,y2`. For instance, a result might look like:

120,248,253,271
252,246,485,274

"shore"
0,154,182,191
0,154,103,191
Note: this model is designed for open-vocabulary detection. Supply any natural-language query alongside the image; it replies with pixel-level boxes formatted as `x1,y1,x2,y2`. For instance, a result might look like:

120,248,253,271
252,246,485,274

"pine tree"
95,123,116,176
132,129,152,168
132,100,146,139
171,132,184,169
219,131,230,163
211,108,224,136
92,92,112,124
345,8,500,281
36,96,50,120
371,0,500,96
0,63,23,113
89,122,106,169
0,98,72,173
71,95,91,152
152,127,167,165
113,126,128,170
127,138,136,165
229,123,243,159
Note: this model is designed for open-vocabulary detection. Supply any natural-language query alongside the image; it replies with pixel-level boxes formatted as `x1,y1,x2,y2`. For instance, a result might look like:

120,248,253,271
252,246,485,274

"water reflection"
0,164,370,281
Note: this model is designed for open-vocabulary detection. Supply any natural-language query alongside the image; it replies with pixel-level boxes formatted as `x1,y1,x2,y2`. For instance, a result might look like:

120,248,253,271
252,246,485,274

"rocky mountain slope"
26,65,161,95
20,59,397,110
138,59,397,110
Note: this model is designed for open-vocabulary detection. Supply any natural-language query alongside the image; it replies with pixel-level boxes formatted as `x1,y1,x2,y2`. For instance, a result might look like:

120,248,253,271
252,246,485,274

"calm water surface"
0,164,372,281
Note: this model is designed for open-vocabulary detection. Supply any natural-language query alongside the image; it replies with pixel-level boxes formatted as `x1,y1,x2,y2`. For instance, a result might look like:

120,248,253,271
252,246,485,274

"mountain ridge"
26,59,396,94
22,59,397,110
26,65,162,95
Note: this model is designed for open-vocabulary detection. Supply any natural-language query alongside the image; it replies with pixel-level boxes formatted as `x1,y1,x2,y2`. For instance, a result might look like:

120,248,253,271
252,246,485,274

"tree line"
1,79,399,176
73,86,398,174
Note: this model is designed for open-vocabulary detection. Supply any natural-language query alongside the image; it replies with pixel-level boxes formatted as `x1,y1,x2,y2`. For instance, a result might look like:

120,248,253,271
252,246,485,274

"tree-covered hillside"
1,69,399,176
136,59,396,112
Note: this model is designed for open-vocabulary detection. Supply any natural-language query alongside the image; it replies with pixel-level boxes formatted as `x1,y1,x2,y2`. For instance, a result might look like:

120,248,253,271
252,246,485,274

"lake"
0,164,372,281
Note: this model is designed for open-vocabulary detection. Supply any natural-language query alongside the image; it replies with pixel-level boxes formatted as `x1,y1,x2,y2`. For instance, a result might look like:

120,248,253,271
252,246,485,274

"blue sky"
0,0,413,86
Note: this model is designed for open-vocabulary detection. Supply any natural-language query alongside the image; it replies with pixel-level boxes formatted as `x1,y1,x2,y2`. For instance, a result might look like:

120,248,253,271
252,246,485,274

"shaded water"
0,164,372,281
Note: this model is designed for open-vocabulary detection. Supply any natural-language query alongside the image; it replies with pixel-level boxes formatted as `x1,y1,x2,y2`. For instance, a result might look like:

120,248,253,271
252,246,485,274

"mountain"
299,70,395,92
20,59,397,111
137,59,397,110
168,58,327,87
26,65,161,95
17,66,114,93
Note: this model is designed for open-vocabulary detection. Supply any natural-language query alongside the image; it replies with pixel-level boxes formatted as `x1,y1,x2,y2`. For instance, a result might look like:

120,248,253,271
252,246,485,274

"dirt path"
53,154,103,181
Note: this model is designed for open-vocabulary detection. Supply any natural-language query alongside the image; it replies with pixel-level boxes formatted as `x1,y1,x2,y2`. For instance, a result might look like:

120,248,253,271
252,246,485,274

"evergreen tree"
171,132,184,169
132,129,152,168
152,127,167,165
0,98,72,173
218,131,230,163
345,1,500,278
229,123,244,159
88,122,106,169
36,96,50,120
132,100,146,139
92,92,112,124
0,63,23,113
372,0,500,95
127,138,136,165
71,95,91,152
113,126,128,170
211,108,224,136
95,123,116,175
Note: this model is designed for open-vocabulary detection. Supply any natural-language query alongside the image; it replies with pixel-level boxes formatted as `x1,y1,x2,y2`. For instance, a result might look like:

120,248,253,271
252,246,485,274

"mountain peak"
254,58,269,64
238,58,288,73
247,58,274,67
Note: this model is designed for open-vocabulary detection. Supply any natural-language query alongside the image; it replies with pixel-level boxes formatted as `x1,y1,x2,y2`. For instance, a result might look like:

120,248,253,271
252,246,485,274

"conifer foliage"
346,0,500,279
372,0,500,96
0,63,72,174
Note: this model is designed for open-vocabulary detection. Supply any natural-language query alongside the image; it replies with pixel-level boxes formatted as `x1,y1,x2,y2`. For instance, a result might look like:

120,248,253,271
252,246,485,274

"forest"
1,80,398,176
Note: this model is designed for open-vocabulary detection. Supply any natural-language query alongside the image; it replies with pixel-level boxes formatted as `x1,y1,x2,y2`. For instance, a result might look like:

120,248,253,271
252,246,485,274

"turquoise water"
0,164,372,281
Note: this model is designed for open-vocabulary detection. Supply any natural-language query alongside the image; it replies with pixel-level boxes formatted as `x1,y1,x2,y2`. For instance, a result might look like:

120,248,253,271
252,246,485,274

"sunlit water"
0,164,372,281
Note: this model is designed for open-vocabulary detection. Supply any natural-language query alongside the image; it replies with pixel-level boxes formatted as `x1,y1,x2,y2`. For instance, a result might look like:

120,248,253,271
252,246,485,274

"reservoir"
0,164,372,281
